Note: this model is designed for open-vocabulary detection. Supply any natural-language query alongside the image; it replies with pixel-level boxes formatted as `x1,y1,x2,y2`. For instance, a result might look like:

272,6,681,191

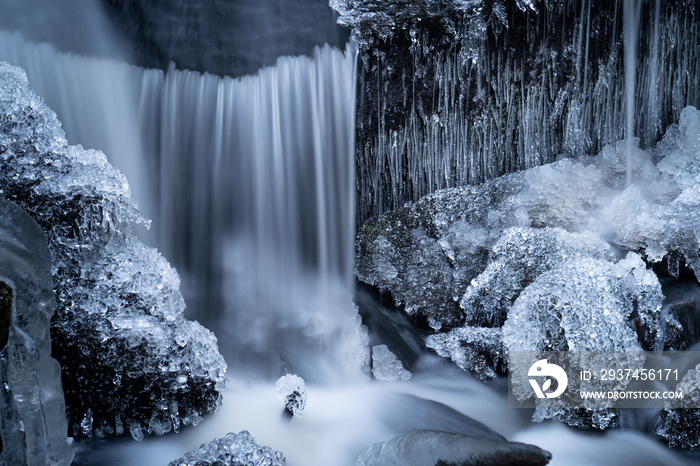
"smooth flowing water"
135,44,361,382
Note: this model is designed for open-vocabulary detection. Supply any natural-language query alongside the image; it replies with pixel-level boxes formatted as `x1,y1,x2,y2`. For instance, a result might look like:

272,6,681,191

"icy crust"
461,228,617,327
168,431,286,466
330,0,536,47
371,344,412,381
355,172,527,329
656,364,700,449
425,326,503,381
0,62,226,440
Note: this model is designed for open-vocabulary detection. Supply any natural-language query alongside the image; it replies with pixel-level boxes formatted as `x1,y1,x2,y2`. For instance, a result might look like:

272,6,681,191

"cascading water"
135,45,363,382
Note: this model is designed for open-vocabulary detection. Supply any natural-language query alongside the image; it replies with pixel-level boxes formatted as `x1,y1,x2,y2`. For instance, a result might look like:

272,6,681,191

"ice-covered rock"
0,62,226,439
167,431,286,466
501,254,659,352
425,326,503,381
356,106,700,334
0,199,73,466
355,430,552,466
656,363,700,449
355,173,527,329
275,374,307,417
460,227,616,327
503,253,663,429
371,344,411,381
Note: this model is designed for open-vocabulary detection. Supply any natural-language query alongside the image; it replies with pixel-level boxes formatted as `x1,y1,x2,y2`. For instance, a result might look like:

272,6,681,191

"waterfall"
0,13,363,382
137,45,361,382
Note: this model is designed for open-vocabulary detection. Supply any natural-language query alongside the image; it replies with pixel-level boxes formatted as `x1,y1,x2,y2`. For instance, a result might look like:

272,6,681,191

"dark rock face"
0,62,226,440
104,0,349,76
332,0,700,224
355,430,552,466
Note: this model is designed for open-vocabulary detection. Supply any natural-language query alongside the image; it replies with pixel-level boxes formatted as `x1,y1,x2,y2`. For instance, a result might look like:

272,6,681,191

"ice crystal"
371,344,411,381
275,374,307,416
168,431,286,466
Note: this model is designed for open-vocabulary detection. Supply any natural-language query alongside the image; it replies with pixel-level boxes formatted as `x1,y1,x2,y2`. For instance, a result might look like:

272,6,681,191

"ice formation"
355,108,700,431
0,199,73,465
655,363,700,449
355,173,527,329
503,253,662,354
371,344,411,381
167,431,286,466
503,253,661,429
355,430,552,466
425,326,503,381
0,62,226,440
356,107,700,331
332,0,700,223
460,227,617,327
275,374,307,417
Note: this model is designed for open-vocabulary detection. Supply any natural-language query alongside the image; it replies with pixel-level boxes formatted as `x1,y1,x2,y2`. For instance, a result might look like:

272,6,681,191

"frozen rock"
356,105,699,336
460,227,616,327
168,430,286,466
656,363,700,449
355,430,552,466
425,326,504,381
504,253,663,429
0,199,73,466
355,173,527,329
371,344,411,381
0,62,226,439
275,374,307,417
